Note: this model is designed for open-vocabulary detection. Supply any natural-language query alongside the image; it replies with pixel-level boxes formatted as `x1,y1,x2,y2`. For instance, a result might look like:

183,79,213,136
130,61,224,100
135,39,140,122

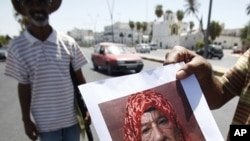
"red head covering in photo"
124,89,190,141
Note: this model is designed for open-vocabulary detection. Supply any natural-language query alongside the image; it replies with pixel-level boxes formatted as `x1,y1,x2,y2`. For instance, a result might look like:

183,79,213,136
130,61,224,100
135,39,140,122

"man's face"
141,109,179,141
21,0,51,27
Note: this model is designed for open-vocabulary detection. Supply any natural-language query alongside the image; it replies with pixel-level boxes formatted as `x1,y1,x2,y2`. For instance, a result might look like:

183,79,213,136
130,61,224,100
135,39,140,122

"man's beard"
28,11,49,27
30,18,49,27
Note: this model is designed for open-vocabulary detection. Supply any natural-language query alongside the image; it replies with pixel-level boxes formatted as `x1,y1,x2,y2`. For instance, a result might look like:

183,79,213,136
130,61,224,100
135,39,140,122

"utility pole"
204,0,213,58
106,0,115,42
88,14,99,45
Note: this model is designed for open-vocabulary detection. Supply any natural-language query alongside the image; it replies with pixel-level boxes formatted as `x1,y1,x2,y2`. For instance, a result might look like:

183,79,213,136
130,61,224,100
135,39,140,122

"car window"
94,45,101,53
106,45,129,54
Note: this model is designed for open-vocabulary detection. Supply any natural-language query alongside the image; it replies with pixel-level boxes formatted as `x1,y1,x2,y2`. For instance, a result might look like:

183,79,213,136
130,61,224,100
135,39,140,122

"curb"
139,54,226,77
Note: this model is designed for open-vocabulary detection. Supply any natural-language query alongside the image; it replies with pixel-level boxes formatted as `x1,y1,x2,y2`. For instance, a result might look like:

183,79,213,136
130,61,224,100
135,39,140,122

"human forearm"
199,74,235,110
75,69,86,84
18,83,32,122
164,46,235,110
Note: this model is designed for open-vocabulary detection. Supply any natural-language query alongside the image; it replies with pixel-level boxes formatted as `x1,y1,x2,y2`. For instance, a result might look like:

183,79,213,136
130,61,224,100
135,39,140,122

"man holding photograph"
164,46,250,140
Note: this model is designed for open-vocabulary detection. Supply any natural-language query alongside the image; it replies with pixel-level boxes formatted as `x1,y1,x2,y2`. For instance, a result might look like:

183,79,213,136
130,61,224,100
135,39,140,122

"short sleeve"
4,47,30,84
71,42,88,71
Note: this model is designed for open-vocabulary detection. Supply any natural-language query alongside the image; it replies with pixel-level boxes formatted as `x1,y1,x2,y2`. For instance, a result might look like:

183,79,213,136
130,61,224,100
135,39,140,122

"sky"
1,0,249,37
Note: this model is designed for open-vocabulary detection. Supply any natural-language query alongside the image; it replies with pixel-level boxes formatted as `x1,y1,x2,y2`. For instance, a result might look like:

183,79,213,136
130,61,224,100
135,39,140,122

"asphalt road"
0,47,240,140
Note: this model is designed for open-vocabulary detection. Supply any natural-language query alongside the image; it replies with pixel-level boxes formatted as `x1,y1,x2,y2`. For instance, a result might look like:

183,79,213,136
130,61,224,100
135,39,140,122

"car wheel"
107,64,113,75
135,69,142,73
93,63,98,70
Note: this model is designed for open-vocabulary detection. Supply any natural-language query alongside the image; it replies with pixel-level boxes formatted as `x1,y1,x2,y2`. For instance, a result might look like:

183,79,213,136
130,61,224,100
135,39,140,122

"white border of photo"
78,62,224,141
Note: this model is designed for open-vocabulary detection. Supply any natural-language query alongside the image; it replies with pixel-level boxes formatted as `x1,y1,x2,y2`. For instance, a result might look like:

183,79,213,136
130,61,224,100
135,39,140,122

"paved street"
0,48,241,140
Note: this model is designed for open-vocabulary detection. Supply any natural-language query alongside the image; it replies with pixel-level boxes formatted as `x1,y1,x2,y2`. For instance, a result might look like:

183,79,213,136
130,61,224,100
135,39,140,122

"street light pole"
204,0,213,58
88,14,99,45
106,0,115,42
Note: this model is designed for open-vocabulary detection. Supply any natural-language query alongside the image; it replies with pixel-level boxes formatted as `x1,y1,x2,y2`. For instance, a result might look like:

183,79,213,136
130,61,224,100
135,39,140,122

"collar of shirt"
24,29,58,46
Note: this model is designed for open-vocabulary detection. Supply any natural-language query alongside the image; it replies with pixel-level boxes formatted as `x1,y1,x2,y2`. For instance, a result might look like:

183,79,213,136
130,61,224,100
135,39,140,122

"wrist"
22,116,31,123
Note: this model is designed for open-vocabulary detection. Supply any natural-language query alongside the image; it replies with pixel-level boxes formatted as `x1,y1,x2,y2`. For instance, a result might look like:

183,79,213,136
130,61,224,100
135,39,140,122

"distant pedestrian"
5,0,90,140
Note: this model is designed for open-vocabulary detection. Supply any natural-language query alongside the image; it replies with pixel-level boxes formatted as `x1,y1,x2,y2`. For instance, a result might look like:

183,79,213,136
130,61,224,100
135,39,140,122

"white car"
135,44,151,53
149,43,158,50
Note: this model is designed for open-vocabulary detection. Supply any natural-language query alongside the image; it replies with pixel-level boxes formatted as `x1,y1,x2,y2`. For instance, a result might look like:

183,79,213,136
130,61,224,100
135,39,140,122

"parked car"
196,44,224,59
0,49,7,60
149,43,158,50
91,42,144,75
232,46,243,54
135,44,151,53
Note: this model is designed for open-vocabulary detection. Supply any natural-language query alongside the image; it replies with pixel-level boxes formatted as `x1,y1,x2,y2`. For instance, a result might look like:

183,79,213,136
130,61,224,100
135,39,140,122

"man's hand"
23,119,38,141
164,46,213,81
84,111,91,126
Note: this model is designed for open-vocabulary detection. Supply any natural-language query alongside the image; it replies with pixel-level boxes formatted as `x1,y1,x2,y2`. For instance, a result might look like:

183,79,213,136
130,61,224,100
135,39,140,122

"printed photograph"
99,80,205,141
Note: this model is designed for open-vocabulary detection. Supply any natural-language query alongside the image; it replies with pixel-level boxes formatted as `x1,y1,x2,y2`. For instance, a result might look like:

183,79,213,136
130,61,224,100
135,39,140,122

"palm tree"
176,10,184,22
129,21,135,45
247,3,250,15
189,21,195,32
142,22,148,34
136,22,142,44
141,22,148,43
184,0,203,32
246,3,250,35
155,4,163,20
209,21,222,41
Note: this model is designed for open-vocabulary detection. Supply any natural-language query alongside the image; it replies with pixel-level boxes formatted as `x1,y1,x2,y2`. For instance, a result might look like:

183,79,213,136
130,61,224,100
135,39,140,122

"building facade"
103,22,152,46
151,12,203,49
67,15,242,49
67,28,94,46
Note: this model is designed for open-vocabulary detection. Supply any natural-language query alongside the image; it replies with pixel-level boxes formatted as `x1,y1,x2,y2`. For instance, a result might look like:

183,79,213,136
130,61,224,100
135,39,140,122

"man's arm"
74,69,91,125
199,74,235,109
164,46,235,110
18,83,38,141
74,69,86,85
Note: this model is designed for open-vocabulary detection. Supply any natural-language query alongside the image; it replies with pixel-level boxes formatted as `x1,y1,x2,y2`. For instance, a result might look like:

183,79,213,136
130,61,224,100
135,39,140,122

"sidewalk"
138,53,227,76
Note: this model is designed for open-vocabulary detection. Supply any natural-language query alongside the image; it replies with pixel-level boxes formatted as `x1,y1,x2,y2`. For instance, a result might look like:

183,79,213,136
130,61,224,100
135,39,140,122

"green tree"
136,22,142,43
240,25,250,51
141,22,148,34
155,5,163,20
0,35,11,46
129,21,135,45
240,25,248,40
141,22,148,43
189,21,195,32
14,11,28,34
195,40,204,49
176,10,184,22
209,21,222,41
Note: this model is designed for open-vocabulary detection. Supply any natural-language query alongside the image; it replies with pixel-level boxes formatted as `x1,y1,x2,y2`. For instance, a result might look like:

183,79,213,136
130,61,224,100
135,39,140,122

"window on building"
171,24,178,35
